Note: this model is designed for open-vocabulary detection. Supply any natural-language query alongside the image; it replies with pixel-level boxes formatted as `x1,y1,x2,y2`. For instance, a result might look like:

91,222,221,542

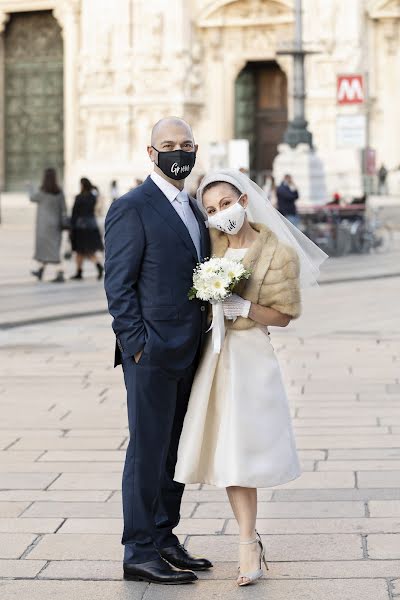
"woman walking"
30,168,67,283
174,169,327,586
70,178,104,280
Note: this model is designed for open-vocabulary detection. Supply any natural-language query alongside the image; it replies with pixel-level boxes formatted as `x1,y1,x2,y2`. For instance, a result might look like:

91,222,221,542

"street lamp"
277,0,314,148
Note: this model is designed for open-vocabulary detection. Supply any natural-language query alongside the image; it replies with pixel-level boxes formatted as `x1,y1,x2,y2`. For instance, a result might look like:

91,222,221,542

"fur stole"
210,222,301,330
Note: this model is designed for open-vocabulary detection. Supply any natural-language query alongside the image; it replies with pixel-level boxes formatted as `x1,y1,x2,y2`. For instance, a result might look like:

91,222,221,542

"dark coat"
276,183,299,216
70,193,103,254
104,176,210,370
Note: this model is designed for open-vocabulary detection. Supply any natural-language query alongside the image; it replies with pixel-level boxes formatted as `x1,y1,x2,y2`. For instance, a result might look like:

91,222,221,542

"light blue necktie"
176,191,201,260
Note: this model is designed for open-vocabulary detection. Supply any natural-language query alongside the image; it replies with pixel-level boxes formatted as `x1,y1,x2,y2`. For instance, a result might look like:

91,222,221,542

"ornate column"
53,0,80,201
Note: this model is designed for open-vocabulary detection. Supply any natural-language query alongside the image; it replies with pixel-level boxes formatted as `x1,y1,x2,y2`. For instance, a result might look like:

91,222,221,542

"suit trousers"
121,355,196,563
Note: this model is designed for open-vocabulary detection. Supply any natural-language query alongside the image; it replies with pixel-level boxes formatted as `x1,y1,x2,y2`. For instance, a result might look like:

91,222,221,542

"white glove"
223,294,251,320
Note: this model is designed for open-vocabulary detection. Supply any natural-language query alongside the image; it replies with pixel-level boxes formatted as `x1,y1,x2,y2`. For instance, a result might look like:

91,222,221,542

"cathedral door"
4,11,64,190
235,61,287,183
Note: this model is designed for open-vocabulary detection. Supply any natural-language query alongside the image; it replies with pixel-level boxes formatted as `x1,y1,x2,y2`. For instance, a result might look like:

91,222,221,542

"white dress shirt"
150,171,201,259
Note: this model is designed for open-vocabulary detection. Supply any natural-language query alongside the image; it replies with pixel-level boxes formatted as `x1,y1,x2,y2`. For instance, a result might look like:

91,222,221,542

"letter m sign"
337,75,364,105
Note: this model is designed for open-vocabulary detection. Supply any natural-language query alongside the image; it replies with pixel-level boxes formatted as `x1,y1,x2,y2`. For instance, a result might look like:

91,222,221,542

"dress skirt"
174,326,302,488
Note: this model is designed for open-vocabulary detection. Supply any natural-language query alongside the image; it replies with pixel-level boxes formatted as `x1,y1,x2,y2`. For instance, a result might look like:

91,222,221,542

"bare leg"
226,486,260,584
70,254,84,279
76,254,84,269
87,253,103,279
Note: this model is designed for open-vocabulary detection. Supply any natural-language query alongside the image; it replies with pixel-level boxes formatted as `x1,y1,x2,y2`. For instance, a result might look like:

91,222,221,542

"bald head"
150,117,194,147
147,117,198,189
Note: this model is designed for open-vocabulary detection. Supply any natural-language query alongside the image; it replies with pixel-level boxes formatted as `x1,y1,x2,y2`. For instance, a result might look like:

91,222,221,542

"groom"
104,118,211,584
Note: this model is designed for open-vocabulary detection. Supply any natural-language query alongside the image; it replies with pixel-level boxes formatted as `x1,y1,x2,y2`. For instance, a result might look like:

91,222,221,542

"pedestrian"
29,167,67,283
377,163,388,195
69,177,104,280
276,174,300,227
110,179,119,203
104,117,211,585
263,174,277,207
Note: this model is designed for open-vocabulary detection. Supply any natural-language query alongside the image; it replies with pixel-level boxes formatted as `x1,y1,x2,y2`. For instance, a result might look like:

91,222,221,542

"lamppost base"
273,143,327,205
283,119,313,148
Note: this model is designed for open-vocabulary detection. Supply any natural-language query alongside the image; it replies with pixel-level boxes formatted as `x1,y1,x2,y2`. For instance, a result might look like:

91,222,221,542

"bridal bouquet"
189,257,251,353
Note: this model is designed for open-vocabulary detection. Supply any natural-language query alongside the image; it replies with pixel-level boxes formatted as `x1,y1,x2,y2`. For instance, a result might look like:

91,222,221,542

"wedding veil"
196,168,329,288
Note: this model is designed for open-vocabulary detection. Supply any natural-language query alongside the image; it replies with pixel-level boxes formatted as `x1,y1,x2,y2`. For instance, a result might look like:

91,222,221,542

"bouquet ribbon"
207,301,225,354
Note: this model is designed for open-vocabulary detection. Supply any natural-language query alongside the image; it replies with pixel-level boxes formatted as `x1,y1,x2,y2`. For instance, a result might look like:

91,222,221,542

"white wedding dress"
174,247,302,488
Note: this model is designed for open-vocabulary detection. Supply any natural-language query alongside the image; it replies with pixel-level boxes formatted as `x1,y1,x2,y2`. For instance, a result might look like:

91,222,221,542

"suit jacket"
104,176,210,370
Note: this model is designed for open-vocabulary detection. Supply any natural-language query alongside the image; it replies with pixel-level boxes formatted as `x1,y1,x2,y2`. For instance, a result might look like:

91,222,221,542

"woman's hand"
222,294,251,320
223,294,291,327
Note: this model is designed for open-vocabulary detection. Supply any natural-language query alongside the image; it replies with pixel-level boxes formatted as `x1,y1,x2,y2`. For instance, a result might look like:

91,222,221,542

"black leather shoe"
123,556,197,584
159,544,213,571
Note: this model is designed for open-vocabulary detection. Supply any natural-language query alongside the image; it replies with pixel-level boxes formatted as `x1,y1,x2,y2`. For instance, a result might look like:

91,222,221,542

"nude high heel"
237,530,269,587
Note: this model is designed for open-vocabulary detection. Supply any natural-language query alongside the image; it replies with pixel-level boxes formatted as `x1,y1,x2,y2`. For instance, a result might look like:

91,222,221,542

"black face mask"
152,146,196,181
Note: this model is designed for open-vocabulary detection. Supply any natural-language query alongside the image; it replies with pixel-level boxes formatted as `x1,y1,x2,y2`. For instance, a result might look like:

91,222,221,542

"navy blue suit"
104,176,210,564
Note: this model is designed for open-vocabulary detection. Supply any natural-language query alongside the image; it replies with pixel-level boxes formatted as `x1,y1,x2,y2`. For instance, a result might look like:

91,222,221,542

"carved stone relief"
198,0,293,27
381,18,400,54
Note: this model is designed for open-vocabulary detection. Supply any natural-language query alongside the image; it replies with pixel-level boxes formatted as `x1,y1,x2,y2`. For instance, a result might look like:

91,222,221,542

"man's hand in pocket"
133,350,143,364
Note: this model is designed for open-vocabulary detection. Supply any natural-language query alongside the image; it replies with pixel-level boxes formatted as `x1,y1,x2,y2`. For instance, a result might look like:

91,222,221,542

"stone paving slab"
369,501,400,517
38,450,126,461
367,533,400,558
186,534,364,561
0,473,59,490
319,461,400,471
26,534,123,561
0,560,46,579
0,502,31,517
0,518,63,533
12,437,125,451
0,491,111,502
358,471,400,487
47,473,122,491
0,462,124,473
0,533,37,559
329,449,400,459
0,580,147,600
272,489,400,501
0,451,43,462
22,502,123,519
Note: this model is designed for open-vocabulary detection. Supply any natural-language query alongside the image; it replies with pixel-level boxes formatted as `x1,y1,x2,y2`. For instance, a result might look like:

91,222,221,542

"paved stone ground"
0,268,400,599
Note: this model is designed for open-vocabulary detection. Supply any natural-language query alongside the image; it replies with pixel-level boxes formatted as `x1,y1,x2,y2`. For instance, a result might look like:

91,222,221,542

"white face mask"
207,198,246,235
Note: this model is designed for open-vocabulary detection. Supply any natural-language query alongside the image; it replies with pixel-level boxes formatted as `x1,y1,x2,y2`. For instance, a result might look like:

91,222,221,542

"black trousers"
121,356,196,563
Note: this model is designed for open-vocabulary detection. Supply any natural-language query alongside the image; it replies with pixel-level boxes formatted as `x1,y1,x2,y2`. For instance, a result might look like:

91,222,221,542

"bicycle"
348,207,393,254
303,208,352,257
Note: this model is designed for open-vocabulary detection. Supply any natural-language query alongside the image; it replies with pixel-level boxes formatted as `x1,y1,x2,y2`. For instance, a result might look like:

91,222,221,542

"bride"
174,169,327,586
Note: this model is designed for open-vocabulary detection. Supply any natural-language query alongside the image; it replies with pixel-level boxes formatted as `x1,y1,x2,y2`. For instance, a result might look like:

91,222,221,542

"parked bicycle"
346,207,393,254
300,205,393,257
301,208,352,257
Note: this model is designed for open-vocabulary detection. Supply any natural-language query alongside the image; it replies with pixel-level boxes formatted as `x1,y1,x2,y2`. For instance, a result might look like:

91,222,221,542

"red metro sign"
337,75,364,105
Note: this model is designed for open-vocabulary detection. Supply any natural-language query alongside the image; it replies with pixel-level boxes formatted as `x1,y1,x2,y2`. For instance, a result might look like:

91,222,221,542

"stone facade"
0,0,399,202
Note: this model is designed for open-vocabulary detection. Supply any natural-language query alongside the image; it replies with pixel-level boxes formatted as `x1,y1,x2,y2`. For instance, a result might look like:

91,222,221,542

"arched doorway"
235,61,288,184
4,11,64,190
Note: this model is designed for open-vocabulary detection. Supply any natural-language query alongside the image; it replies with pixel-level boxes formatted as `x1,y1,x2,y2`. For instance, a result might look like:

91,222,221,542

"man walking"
104,117,211,584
